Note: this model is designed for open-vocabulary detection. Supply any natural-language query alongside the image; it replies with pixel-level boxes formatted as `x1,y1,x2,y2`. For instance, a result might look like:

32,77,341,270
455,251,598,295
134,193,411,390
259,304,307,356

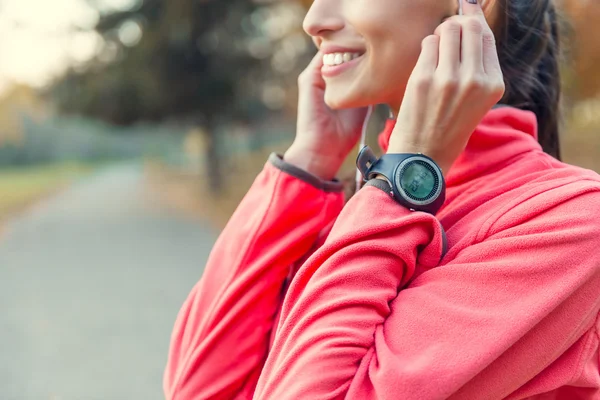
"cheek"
367,26,421,102
349,2,443,104
324,0,450,109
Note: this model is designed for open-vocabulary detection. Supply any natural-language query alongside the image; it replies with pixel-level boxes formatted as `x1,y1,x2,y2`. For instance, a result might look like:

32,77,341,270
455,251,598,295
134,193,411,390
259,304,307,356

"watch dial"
399,161,437,201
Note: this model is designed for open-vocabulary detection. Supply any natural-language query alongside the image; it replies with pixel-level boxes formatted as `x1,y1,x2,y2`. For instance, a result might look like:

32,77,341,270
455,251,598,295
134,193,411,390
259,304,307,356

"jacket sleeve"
163,153,345,400
252,183,600,400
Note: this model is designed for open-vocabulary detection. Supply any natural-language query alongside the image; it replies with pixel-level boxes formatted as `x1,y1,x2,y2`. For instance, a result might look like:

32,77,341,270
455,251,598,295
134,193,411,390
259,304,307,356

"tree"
50,0,272,189
52,0,263,122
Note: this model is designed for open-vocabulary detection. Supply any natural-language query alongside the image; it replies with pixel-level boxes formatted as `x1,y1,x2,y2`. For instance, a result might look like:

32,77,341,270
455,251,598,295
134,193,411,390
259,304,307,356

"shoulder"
486,153,600,237
509,150,600,202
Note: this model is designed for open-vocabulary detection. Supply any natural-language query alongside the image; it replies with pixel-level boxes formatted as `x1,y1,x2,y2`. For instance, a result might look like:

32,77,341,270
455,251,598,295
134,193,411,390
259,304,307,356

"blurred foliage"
50,0,310,127
52,0,254,125
0,85,185,167
560,0,600,101
46,0,312,189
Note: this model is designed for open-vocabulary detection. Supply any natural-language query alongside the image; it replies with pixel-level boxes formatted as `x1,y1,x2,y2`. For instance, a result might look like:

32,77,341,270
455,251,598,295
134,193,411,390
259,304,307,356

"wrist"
283,144,344,181
386,145,450,177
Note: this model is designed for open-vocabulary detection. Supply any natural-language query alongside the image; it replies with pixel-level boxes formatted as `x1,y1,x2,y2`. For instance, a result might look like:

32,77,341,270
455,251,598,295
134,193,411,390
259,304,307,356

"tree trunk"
203,116,223,194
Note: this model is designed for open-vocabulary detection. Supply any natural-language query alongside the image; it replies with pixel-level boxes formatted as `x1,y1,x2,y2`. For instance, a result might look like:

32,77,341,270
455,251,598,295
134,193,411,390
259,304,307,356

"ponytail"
496,0,562,160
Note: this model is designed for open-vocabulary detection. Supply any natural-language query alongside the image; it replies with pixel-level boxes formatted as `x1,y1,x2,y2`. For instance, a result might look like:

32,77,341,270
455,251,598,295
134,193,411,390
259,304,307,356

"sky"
0,0,138,94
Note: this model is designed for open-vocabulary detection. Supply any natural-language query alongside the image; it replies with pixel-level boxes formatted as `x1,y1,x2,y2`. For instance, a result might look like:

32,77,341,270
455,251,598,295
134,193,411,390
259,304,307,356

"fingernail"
466,0,477,4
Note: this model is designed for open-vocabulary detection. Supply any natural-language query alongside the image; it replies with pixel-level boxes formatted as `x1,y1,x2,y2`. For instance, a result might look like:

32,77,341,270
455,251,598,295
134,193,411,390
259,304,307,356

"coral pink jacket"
164,106,600,399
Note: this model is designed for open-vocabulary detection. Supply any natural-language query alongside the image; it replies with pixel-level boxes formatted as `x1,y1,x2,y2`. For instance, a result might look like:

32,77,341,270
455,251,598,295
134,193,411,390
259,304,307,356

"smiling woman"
164,0,600,399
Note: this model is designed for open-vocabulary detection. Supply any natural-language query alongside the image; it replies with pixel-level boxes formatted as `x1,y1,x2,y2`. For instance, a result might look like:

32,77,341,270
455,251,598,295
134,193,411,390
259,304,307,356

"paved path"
0,164,217,400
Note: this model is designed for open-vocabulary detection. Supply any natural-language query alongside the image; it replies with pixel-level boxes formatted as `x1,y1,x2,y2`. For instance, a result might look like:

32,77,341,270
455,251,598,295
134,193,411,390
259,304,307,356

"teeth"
323,52,362,66
324,54,334,65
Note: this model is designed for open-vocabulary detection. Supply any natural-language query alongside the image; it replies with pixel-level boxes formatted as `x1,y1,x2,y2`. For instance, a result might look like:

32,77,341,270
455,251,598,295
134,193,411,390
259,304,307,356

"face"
303,0,458,112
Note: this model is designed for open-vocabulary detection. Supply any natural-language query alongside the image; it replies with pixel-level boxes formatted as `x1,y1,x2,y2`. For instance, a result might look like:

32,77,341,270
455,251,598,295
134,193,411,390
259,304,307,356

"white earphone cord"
355,105,374,195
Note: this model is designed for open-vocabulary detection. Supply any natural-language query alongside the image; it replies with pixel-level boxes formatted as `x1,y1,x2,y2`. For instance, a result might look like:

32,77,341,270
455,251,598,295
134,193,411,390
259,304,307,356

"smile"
321,52,365,78
323,52,363,66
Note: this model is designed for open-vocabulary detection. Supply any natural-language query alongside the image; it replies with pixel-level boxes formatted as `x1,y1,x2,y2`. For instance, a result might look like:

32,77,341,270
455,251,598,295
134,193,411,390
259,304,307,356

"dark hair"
496,0,562,160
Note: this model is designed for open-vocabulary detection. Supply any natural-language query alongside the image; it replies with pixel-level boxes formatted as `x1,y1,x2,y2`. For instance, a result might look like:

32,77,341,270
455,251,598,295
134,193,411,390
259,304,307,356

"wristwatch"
356,146,446,215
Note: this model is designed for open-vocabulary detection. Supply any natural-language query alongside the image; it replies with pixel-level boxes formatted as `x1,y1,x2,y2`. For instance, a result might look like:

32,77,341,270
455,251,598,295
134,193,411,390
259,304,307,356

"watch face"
395,158,441,205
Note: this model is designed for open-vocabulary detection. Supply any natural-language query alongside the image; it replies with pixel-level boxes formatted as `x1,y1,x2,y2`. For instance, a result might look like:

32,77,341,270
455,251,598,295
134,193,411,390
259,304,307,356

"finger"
482,29,502,76
434,20,461,72
414,35,440,75
461,17,484,72
461,0,501,76
462,0,485,19
310,49,324,70
462,0,492,29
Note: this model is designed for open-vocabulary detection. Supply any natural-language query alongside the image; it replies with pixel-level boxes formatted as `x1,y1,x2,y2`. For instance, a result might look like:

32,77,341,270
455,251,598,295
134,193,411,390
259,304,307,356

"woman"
164,0,600,398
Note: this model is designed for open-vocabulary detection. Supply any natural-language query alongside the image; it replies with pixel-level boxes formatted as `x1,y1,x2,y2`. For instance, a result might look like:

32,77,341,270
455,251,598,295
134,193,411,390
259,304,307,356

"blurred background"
0,0,598,399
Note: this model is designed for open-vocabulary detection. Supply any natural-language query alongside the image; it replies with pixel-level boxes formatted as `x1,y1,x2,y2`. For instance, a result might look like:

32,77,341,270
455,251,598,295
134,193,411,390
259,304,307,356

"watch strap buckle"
356,146,379,181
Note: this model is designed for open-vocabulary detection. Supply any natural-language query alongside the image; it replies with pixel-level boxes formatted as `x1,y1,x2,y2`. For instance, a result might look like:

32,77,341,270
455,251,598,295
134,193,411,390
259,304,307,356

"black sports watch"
356,146,446,215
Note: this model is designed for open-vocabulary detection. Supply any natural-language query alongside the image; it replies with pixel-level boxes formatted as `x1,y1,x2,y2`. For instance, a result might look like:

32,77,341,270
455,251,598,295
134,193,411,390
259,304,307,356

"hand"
387,0,505,176
284,51,369,181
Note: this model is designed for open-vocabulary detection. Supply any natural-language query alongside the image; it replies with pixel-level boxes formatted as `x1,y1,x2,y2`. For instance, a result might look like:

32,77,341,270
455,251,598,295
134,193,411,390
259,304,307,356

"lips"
321,54,364,79
319,44,366,78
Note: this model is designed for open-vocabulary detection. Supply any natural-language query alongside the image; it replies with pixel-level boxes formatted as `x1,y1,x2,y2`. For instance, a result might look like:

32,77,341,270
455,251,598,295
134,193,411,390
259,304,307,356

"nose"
303,0,344,41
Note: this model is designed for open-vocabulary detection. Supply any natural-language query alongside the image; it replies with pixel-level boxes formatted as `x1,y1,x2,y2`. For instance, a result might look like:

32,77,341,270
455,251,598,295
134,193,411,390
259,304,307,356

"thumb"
310,51,327,91
306,50,325,78
309,49,325,70
300,50,326,91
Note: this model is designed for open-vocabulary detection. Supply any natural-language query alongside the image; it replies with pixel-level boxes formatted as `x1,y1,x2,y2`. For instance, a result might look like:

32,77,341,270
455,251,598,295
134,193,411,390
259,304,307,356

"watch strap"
363,178,393,196
356,146,413,182
367,153,415,181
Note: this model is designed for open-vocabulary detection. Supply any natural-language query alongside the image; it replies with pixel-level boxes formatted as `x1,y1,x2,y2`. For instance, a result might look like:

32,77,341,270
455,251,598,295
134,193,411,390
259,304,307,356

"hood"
377,105,542,187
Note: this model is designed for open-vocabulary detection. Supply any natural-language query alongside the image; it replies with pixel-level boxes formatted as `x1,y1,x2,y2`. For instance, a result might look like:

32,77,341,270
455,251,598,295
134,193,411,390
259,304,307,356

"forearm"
164,153,345,399
254,186,446,399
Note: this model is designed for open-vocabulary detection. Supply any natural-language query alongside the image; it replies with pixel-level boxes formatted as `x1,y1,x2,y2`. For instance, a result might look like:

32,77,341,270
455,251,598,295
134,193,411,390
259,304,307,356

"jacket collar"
377,104,542,186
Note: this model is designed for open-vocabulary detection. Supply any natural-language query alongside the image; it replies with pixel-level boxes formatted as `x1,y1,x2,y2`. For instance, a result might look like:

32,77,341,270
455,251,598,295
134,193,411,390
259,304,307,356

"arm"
253,184,600,400
164,153,345,400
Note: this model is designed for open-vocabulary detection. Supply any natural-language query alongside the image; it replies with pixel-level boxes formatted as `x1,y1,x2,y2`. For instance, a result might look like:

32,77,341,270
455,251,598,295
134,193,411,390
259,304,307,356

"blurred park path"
0,163,217,400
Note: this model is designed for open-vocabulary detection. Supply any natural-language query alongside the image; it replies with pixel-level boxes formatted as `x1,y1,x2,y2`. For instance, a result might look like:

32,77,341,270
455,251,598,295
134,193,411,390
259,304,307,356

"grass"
0,163,93,223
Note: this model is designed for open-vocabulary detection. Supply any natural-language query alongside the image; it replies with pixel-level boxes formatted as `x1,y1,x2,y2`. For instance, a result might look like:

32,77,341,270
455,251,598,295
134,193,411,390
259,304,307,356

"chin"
324,85,369,110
